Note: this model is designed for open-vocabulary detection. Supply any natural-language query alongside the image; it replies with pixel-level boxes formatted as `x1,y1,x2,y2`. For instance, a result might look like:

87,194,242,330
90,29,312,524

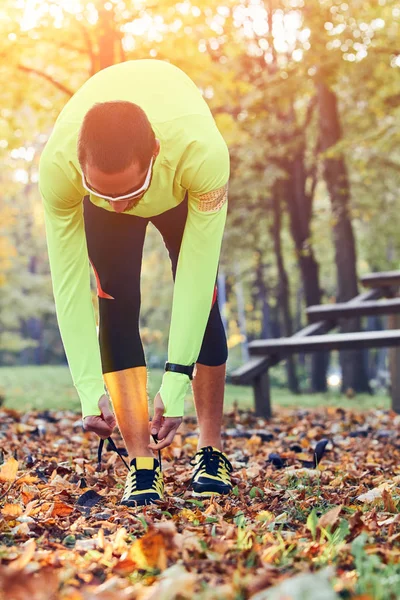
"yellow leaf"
15,474,40,486
1,503,23,518
256,511,275,522
179,508,198,522
0,456,19,482
128,530,167,571
15,424,37,434
295,452,313,461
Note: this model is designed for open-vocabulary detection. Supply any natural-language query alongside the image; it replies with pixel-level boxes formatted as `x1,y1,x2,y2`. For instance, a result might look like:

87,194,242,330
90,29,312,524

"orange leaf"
382,489,398,513
51,502,75,517
1,503,23,518
20,486,37,505
0,457,19,483
114,557,138,575
129,530,168,571
15,423,37,434
15,474,40,486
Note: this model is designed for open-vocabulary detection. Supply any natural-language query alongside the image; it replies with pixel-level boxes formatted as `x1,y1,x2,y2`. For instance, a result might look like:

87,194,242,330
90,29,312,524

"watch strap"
165,362,195,380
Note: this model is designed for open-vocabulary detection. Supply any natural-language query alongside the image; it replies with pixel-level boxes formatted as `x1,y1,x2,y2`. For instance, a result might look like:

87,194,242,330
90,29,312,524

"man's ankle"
128,451,156,462
197,440,222,452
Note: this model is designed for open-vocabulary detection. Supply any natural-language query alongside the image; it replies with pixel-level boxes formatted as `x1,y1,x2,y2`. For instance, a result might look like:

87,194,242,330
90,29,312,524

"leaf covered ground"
1,405,400,600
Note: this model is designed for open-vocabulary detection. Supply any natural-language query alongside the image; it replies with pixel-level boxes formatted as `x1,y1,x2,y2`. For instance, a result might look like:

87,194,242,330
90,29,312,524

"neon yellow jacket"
39,59,229,419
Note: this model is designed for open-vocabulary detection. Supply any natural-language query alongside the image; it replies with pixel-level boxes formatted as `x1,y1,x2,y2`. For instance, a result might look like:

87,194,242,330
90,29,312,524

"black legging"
83,195,228,374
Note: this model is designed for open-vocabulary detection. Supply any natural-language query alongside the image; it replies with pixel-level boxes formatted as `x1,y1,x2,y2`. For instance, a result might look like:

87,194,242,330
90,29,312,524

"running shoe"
120,457,163,507
189,446,233,497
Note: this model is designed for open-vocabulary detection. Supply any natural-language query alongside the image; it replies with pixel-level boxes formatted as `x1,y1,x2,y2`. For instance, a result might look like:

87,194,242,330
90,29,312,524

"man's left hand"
148,392,183,450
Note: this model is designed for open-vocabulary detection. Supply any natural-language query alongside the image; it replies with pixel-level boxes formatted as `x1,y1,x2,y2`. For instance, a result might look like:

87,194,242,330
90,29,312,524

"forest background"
1,0,399,404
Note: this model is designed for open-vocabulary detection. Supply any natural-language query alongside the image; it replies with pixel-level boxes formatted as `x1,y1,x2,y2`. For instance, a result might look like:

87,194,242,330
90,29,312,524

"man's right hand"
82,394,117,439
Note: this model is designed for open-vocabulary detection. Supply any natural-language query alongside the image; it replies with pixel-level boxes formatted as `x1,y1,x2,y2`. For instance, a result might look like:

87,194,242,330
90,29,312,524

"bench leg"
388,314,400,413
254,370,271,419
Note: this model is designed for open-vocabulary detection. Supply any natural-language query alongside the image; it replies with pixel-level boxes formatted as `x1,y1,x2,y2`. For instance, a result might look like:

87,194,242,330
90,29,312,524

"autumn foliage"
1,406,399,599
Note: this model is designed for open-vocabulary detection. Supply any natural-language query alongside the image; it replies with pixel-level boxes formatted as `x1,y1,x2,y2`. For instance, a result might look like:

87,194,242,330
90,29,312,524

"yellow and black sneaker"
119,457,164,507
189,446,233,497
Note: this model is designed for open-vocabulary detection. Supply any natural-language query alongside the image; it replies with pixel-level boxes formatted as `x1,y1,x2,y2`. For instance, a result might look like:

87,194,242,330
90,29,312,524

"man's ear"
154,138,161,157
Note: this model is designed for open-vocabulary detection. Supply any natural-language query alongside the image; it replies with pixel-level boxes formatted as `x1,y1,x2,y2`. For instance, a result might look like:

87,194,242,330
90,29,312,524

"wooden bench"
230,272,400,417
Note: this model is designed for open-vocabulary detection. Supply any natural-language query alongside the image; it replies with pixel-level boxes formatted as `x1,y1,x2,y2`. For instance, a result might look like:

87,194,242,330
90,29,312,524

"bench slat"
306,298,400,322
230,356,271,384
361,270,400,289
249,329,400,355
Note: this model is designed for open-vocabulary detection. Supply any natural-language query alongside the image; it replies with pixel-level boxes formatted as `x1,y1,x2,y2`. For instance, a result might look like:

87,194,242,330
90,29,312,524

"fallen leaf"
382,489,398,513
7,539,36,571
1,503,23,518
129,529,168,571
357,483,391,503
15,474,40,486
318,506,342,530
76,489,103,508
50,501,75,517
0,456,19,482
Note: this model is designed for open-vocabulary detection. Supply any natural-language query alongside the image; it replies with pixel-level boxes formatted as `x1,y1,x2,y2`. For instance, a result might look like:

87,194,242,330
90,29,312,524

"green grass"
0,366,391,416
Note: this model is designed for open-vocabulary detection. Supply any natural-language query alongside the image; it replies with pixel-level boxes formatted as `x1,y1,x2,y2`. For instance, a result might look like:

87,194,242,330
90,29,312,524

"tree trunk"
233,263,249,362
317,81,370,393
284,156,328,392
95,2,124,71
271,190,299,393
263,0,326,390
252,249,272,340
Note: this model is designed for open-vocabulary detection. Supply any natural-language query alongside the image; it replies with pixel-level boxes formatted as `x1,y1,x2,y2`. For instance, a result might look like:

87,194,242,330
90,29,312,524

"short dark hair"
77,101,156,173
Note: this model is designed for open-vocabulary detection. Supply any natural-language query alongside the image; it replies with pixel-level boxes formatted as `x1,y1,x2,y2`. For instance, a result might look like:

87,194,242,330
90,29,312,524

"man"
39,59,233,507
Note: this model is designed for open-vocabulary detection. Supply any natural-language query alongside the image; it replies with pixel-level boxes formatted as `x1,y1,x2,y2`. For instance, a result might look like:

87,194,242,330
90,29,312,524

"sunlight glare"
21,0,85,30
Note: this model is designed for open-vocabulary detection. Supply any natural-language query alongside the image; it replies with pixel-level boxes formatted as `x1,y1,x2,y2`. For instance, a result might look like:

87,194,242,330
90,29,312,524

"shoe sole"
119,498,163,507
192,488,232,497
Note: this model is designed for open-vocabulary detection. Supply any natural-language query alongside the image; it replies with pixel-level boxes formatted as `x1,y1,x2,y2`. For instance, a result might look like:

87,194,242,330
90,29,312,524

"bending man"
39,59,232,506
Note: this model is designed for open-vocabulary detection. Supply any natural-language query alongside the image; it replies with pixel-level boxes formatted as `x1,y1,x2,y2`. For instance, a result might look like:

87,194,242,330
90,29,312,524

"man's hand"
82,394,117,440
148,392,182,450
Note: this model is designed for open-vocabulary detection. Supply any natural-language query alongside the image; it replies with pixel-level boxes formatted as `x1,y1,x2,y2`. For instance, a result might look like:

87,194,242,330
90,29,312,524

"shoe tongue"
199,446,221,454
131,457,156,470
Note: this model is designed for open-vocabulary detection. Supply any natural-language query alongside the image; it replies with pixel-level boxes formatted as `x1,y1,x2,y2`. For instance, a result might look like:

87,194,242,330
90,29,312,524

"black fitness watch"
165,362,196,380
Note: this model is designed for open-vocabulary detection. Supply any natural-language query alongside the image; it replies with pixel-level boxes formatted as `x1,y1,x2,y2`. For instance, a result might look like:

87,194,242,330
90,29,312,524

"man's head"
77,101,160,213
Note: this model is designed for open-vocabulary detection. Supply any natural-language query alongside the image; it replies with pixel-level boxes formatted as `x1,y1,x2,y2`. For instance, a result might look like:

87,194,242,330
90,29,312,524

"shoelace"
189,445,233,485
134,466,160,491
97,433,162,472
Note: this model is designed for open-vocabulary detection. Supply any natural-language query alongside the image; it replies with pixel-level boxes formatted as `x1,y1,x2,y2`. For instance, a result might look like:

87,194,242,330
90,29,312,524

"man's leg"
192,300,228,451
83,196,153,461
150,199,228,452
103,367,153,460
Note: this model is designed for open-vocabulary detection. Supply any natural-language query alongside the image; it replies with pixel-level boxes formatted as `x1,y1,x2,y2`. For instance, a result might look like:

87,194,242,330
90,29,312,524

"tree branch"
18,65,74,97
368,156,400,173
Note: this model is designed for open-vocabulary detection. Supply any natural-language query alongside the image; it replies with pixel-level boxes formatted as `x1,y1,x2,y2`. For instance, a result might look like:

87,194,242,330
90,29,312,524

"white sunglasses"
82,156,154,202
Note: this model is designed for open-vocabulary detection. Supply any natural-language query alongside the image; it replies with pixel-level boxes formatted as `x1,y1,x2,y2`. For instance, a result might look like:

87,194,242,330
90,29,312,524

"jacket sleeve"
39,154,105,419
158,135,230,417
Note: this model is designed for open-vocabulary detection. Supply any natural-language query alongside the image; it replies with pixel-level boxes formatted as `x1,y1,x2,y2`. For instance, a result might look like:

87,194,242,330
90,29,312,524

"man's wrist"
165,362,197,380
159,371,191,416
